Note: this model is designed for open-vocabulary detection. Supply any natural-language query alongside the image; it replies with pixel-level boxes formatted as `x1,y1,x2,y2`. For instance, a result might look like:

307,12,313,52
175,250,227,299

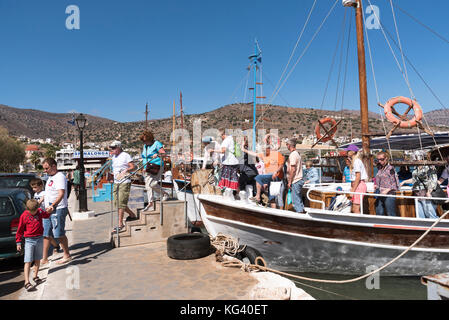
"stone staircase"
111,200,188,248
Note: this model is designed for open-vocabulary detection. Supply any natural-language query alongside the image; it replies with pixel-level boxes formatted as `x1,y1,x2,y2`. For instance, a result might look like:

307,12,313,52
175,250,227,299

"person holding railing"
140,130,169,211
400,165,439,219
109,141,138,230
346,145,368,214
374,151,399,216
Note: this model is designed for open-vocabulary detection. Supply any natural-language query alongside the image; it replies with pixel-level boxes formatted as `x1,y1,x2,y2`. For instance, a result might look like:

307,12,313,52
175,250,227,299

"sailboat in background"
196,0,449,276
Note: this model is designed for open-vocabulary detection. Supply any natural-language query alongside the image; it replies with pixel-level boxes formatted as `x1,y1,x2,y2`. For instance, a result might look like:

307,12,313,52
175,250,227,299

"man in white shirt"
109,141,138,230
42,158,72,265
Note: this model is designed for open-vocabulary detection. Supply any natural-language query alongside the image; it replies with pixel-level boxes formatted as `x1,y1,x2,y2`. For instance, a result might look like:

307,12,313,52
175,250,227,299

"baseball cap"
202,136,213,144
109,140,122,148
344,144,359,152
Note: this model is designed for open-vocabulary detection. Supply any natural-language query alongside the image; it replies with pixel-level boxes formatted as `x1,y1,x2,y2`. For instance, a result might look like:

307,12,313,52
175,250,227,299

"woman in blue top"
342,156,352,183
140,130,169,210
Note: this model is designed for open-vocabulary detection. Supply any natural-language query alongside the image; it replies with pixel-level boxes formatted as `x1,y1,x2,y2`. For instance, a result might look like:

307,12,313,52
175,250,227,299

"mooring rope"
212,209,449,284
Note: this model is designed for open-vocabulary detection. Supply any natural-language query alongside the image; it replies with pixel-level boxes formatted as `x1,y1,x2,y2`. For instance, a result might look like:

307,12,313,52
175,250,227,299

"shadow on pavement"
49,241,113,274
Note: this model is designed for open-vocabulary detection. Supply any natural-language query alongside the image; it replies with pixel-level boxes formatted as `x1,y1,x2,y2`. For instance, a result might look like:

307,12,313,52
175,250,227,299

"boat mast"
145,102,149,130
180,91,184,130
346,0,372,174
172,99,176,149
249,39,261,152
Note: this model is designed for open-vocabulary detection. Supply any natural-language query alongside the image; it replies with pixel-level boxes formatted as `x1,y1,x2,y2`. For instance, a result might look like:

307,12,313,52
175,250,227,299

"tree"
0,127,26,172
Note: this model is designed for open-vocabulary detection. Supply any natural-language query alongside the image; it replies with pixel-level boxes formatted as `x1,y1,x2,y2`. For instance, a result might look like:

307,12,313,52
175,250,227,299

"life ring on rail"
383,96,423,129
315,118,338,143
263,133,281,150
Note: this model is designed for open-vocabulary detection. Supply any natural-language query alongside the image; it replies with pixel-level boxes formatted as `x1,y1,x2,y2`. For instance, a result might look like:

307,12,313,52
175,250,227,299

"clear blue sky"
1,0,449,123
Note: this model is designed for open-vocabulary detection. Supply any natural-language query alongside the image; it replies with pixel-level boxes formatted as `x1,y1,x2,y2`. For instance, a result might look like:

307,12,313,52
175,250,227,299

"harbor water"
287,272,427,300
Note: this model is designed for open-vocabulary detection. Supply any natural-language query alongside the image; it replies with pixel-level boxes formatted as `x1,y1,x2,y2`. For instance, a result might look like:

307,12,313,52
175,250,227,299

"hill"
1,103,448,148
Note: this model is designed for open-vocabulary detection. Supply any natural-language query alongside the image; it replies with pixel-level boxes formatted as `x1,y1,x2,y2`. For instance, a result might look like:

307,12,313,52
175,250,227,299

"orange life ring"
383,96,423,129
263,133,280,150
315,118,338,142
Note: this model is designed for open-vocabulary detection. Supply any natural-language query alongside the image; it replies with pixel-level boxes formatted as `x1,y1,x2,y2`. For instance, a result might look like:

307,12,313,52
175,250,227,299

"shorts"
44,207,68,238
43,218,53,238
113,182,131,209
24,236,44,263
352,180,367,205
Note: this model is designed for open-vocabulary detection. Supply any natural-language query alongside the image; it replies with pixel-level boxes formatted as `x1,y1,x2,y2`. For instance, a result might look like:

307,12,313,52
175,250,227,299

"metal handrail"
91,159,112,198
306,184,449,215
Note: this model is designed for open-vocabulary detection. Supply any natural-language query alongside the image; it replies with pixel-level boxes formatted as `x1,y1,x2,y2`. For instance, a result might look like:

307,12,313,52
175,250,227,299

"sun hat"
109,140,122,148
202,136,213,144
344,144,359,152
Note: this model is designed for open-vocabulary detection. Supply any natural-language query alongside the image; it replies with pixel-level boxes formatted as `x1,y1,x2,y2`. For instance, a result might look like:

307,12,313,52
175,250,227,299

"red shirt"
15,209,51,243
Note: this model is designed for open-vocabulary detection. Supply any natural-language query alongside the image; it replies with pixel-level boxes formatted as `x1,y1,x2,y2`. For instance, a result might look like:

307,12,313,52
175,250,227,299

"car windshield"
0,176,32,189
0,197,15,217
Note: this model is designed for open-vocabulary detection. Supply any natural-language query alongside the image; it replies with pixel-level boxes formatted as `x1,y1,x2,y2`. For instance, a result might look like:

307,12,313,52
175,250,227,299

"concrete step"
111,200,188,247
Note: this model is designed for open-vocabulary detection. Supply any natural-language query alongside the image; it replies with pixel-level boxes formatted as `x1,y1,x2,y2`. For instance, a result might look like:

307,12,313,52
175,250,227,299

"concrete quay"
17,190,313,300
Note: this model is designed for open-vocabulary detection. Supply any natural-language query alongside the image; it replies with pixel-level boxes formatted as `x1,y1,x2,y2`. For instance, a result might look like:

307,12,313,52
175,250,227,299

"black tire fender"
167,233,212,260
237,246,265,266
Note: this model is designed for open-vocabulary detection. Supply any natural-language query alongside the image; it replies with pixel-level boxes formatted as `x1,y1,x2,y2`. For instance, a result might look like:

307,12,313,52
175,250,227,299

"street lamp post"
75,113,88,212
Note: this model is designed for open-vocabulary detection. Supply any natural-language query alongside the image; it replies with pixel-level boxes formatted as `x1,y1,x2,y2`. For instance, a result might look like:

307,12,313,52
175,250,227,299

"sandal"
33,276,44,284
24,282,34,292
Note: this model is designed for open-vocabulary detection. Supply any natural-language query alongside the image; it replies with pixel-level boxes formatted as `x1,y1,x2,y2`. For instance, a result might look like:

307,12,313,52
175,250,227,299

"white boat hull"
198,194,449,276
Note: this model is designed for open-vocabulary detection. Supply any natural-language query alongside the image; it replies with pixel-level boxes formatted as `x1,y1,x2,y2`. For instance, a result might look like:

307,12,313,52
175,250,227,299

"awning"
340,133,449,151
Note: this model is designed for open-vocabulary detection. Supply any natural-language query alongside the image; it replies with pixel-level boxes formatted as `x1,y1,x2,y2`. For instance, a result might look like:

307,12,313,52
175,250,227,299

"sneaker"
143,203,153,211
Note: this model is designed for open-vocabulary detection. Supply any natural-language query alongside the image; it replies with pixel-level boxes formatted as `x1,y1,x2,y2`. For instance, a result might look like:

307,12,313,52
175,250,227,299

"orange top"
258,150,285,179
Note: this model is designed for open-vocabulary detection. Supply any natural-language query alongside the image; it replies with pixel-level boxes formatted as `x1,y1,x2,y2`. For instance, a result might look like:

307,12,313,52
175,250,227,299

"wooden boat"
196,0,449,276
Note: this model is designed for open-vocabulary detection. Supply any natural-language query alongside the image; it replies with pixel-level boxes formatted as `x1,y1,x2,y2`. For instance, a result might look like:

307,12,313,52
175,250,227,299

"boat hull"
199,195,449,276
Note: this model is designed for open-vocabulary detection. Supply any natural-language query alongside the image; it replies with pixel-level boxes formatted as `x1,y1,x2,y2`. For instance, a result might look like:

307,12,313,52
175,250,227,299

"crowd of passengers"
201,131,449,219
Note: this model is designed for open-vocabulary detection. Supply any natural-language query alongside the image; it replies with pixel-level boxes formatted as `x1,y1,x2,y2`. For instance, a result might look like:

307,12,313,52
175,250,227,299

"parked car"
0,188,31,259
0,173,37,196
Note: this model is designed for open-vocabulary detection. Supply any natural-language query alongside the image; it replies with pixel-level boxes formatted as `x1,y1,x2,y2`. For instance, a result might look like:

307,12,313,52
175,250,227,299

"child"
30,178,60,258
16,199,51,291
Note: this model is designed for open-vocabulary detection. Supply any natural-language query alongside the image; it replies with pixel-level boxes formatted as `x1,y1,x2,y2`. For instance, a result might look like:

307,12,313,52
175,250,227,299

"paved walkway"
18,191,261,300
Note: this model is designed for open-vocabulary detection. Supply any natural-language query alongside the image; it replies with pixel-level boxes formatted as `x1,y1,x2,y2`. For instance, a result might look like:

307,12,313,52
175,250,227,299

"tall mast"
172,99,176,149
145,102,149,130
249,39,262,152
346,0,372,174
180,91,184,130
354,0,370,157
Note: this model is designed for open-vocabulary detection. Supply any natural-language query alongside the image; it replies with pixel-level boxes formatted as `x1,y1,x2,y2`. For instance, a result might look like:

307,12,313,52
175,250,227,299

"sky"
1,0,449,123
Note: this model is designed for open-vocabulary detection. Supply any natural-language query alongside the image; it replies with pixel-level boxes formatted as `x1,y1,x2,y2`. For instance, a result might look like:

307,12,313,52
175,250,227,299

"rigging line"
365,0,415,100
340,13,352,119
380,21,447,161
243,66,251,104
258,0,339,129
362,2,393,154
269,0,339,106
393,2,449,46
270,0,318,103
340,14,352,116
389,0,413,100
332,8,348,112
262,70,293,107
231,67,251,104
320,8,348,110
381,25,448,111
